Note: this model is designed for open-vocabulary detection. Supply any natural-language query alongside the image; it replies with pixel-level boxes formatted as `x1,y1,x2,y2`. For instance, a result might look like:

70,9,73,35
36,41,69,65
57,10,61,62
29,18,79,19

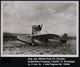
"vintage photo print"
1,1,79,57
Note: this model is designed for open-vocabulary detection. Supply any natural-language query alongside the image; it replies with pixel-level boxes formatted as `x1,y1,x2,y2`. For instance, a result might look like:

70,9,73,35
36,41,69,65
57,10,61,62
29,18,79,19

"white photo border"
1,1,79,57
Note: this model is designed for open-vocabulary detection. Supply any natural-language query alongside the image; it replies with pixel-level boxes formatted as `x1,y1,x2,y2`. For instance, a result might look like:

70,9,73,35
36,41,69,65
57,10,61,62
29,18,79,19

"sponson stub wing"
34,39,44,44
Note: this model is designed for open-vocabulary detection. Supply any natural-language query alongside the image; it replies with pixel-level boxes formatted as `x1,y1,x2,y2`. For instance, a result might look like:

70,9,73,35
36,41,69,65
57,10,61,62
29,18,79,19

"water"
3,39,76,55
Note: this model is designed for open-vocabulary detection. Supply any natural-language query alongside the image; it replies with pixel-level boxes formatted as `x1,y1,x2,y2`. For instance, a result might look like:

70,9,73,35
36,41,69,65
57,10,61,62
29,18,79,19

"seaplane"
17,24,68,45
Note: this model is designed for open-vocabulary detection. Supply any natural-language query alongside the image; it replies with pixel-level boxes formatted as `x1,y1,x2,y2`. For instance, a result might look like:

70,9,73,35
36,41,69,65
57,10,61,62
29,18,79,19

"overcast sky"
2,1,78,36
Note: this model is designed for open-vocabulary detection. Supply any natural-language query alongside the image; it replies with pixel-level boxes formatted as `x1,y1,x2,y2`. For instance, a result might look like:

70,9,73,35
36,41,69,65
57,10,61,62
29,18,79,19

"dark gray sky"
2,1,78,36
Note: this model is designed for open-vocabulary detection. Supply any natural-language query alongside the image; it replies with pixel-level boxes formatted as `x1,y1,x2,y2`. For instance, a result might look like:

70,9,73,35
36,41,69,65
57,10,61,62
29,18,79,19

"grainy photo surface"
1,1,79,57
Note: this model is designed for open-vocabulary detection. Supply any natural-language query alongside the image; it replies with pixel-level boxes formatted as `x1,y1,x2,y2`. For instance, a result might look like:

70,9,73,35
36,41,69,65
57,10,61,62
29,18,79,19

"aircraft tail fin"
60,33,68,43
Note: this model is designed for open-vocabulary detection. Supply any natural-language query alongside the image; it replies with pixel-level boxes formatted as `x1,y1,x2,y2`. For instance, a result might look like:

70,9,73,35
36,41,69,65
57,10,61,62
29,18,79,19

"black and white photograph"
1,1,79,57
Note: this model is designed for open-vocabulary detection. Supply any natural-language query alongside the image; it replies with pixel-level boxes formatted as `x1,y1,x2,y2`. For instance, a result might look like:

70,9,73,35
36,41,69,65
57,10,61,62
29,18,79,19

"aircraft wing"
17,36,32,43
29,34,60,43
29,34,60,39
17,34,61,44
